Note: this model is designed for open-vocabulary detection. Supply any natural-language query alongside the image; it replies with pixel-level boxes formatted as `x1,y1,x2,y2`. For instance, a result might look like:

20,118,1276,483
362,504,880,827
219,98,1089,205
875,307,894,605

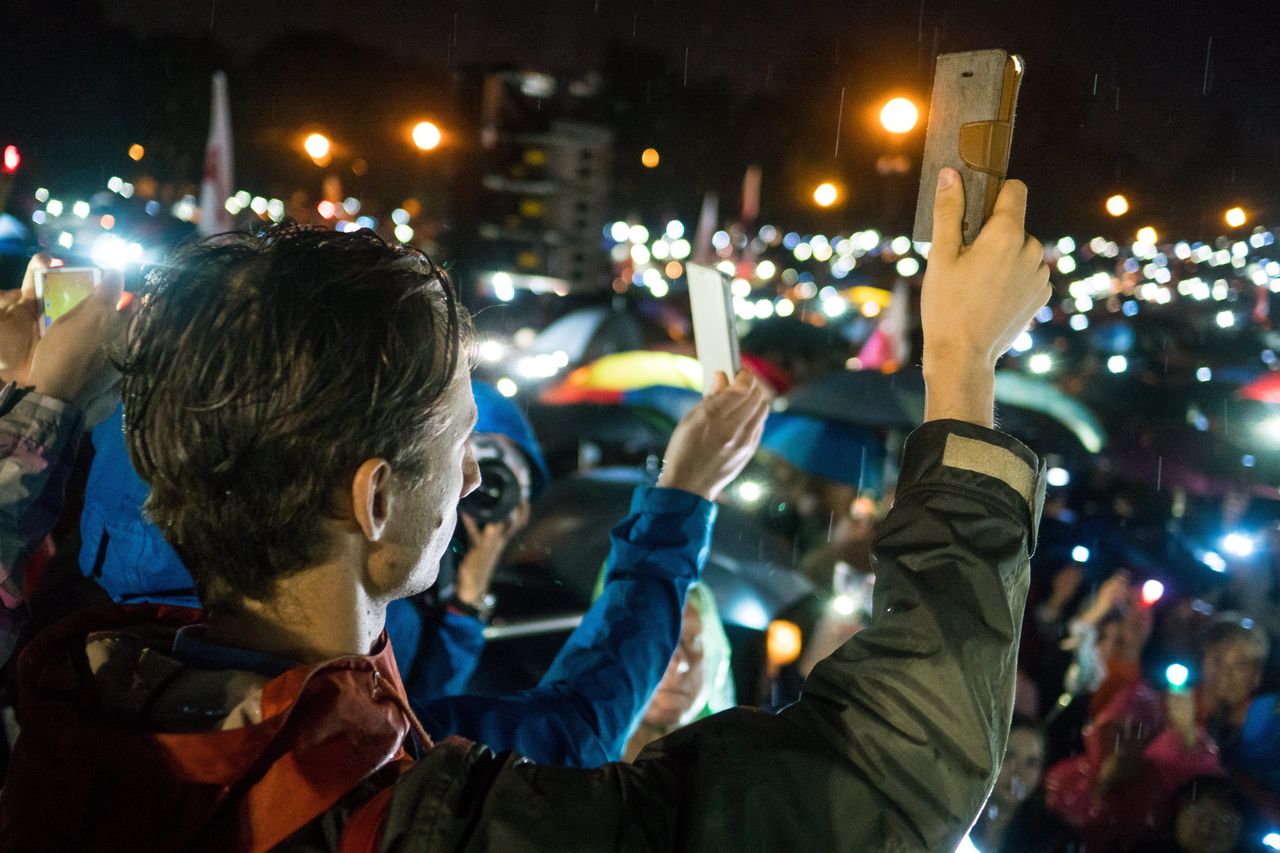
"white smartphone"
34,267,100,336
686,263,740,396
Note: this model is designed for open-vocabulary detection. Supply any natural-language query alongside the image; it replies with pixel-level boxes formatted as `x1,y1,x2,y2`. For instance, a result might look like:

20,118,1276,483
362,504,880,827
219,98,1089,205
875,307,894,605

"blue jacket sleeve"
416,486,716,768
388,598,487,701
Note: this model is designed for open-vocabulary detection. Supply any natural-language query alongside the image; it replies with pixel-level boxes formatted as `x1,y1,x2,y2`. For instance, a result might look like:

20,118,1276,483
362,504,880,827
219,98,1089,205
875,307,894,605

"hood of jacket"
0,603,423,853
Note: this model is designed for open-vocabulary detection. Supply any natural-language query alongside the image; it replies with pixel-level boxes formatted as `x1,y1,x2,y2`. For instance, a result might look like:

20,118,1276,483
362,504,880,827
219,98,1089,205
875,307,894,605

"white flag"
199,71,234,235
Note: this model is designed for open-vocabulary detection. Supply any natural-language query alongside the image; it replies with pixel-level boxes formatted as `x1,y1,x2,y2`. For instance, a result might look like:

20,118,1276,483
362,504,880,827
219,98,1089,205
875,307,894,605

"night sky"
4,0,1279,237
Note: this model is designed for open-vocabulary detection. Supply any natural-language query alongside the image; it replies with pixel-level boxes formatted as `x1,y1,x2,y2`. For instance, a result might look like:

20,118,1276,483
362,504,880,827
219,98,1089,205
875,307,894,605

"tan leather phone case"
913,50,1024,245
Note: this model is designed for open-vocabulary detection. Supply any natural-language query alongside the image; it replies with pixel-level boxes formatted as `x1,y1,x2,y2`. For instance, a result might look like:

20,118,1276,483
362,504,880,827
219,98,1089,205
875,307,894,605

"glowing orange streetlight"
304,132,331,163
411,121,442,151
879,97,920,134
641,147,660,168
1225,206,1247,228
1105,194,1130,217
813,181,840,208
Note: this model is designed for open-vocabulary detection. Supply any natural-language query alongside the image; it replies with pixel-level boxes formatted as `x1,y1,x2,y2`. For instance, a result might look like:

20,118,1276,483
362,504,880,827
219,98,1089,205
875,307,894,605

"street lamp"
411,121,442,152
1225,206,1247,228
641,147,660,168
879,98,919,134
304,132,332,163
813,182,840,208
1105,194,1130,217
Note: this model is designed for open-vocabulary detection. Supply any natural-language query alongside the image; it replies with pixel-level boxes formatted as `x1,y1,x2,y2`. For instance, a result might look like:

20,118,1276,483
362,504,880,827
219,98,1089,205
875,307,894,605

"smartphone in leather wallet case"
913,50,1024,245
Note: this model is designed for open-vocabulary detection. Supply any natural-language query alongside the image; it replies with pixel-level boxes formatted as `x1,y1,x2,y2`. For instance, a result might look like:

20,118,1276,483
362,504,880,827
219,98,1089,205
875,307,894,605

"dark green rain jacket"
287,418,1044,853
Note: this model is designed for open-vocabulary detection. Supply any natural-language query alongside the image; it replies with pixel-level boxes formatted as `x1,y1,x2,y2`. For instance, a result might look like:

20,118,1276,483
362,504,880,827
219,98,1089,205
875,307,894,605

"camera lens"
459,458,521,524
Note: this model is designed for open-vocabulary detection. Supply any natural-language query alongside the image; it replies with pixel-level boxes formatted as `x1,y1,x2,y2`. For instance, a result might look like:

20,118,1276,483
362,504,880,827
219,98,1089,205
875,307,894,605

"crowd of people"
0,165,1275,852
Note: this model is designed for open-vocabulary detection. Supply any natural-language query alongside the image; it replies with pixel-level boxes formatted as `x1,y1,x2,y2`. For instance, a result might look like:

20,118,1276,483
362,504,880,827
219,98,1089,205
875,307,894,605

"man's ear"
351,458,393,543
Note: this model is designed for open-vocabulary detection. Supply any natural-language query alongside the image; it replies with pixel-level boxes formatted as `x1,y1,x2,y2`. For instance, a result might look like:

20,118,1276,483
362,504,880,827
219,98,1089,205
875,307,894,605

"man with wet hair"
3,167,1052,851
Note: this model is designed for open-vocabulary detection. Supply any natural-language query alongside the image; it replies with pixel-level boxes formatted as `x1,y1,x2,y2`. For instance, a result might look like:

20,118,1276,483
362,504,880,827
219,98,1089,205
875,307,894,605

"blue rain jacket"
391,485,716,768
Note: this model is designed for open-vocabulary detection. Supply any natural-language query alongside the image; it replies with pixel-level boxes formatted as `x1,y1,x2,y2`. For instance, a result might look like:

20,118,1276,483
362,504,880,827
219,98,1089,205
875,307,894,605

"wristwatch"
446,593,495,623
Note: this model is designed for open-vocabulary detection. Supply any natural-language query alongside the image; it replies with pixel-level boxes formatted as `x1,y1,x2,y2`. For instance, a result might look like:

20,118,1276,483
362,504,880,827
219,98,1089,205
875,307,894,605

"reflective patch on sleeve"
942,433,1035,505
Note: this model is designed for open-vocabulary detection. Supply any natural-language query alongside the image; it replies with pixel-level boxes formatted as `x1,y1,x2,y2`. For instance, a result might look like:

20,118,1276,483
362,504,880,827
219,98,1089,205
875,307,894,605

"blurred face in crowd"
1201,639,1262,711
643,600,706,728
1174,795,1243,853
993,728,1044,808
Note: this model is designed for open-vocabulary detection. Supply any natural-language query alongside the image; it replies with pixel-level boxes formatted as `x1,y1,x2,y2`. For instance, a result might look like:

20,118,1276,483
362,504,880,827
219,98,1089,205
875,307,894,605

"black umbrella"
778,368,924,431
495,467,813,625
525,402,674,477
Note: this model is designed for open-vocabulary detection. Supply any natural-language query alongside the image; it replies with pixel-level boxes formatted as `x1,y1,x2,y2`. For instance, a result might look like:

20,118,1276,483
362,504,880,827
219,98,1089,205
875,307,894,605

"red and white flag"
199,71,234,235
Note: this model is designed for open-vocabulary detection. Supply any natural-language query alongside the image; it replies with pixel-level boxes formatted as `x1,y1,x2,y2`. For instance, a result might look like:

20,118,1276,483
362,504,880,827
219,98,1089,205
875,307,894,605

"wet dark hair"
119,225,471,604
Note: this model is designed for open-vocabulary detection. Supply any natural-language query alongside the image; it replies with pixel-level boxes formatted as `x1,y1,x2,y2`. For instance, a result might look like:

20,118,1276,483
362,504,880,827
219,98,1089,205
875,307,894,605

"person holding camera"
391,376,763,767
3,169,1050,851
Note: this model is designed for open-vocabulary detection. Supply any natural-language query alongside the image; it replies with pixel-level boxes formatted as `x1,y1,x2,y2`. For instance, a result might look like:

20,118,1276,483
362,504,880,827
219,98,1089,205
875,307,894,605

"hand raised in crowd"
0,253,50,384
26,268,133,422
920,167,1052,426
455,498,531,607
656,369,769,502
1078,571,1130,626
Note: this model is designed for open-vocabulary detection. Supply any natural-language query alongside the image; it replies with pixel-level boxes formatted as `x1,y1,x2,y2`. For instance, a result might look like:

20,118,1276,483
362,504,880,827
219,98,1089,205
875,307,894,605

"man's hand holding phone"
26,268,134,422
920,168,1050,428
656,370,768,502
0,254,51,385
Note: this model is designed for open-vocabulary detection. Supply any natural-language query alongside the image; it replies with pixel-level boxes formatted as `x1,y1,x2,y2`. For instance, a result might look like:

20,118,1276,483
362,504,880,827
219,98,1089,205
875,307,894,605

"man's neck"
203,562,385,665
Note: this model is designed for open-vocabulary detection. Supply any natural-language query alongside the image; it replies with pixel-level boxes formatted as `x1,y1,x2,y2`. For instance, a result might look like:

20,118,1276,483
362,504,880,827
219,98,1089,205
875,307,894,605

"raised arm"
413,372,767,767
0,265,132,664
368,169,1052,852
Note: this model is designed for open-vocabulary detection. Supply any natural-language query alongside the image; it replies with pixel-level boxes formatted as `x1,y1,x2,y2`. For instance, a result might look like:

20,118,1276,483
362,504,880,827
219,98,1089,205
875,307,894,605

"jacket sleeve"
414,486,715,768
388,597,488,702
0,383,85,665
379,420,1043,853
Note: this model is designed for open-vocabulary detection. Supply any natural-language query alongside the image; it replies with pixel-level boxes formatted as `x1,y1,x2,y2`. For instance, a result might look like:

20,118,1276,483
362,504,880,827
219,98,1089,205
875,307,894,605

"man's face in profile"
385,374,481,599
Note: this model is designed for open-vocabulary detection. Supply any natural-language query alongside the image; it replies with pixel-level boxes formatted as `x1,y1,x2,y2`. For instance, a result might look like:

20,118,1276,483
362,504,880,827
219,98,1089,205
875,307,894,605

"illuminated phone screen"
34,267,99,332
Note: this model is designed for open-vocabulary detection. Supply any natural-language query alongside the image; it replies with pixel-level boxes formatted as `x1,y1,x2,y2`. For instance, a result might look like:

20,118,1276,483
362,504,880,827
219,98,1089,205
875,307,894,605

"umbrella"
620,385,702,425
525,402,674,476
780,367,1107,457
777,368,923,430
993,372,1106,454
541,350,703,404
497,467,814,623
760,412,885,492
529,306,642,364
1242,373,1280,405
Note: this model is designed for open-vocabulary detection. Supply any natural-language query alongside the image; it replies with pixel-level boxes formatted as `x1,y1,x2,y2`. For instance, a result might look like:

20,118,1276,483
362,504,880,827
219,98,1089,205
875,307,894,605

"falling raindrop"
683,47,689,86
1092,73,1098,95
834,86,846,158
1202,37,1213,94
1156,457,1163,491
827,511,835,543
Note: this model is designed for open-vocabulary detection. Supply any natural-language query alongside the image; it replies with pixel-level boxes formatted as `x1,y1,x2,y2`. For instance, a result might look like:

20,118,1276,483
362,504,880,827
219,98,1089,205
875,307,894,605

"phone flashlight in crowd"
1221,531,1258,559
1140,579,1165,607
1071,545,1090,563
1263,831,1280,850
1166,663,1191,692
